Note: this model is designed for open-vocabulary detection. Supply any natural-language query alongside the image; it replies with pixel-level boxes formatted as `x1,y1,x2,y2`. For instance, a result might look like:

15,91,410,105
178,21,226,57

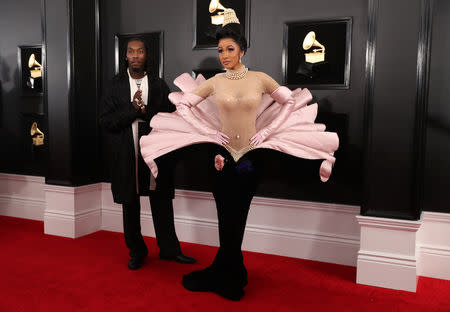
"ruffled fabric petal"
140,73,339,182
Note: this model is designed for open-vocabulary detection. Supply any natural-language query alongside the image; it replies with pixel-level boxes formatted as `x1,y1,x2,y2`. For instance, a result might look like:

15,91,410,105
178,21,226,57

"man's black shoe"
128,253,147,270
160,252,197,264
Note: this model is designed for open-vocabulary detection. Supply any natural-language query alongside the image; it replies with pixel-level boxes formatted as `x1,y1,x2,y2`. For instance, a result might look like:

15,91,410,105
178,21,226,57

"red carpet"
0,216,449,312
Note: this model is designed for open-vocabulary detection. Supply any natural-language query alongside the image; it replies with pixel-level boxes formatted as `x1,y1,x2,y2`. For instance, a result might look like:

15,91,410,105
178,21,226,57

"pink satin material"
270,86,292,104
171,91,229,144
140,73,339,182
251,86,296,145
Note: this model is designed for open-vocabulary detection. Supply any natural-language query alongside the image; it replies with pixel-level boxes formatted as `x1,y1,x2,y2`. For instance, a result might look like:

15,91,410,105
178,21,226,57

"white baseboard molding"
44,184,102,238
101,205,360,266
356,215,421,292
418,245,450,280
3,174,450,284
357,250,418,292
417,212,450,280
101,186,361,266
44,208,102,238
0,195,45,221
0,174,46,220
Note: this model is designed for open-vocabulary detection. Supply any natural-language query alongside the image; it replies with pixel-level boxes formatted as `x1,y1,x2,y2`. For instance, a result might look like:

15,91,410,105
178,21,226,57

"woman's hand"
250,129,271,146
209,130,229,145
251,86,296,146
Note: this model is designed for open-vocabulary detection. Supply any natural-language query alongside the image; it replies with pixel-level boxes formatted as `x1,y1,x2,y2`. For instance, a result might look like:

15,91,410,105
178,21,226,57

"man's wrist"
137,105,146,115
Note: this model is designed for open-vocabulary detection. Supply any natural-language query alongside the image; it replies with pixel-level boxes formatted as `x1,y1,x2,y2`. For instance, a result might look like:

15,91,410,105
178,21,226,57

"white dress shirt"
127,68,155,193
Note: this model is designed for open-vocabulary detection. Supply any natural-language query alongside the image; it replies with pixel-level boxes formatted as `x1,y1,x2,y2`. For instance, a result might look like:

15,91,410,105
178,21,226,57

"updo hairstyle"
216,23,248,54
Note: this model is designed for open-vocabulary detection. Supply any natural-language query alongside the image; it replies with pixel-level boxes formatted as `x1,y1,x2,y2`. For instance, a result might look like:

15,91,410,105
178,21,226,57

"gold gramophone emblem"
28,53,42,79
302,31,326,64
209,0,227,25
30,122,44,146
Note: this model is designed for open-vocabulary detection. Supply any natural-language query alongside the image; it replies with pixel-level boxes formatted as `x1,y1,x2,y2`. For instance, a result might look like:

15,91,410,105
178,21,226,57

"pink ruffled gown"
139,73,339,300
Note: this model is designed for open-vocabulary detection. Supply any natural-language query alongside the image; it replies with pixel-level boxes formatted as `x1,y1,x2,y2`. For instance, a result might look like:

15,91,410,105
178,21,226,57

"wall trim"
100,184,361,266
100,205,361,245
417,211,450,280
358,250,417,267
246,223,359,245
0,173,45,183
356,215,422,231
251,195,360,214
420,245,450,257
44,183,102,238
0,173,46,220
174,188,360,215
45,207,100,218
422,211,450,223
0,195,46,221
43,183,102,194
357,215,421,292
2,174,450,284
412,0,433,219
361,0,379,215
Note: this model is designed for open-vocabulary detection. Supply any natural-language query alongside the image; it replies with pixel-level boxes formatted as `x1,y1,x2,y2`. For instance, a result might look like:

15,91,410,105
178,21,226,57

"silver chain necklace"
135,79,143,90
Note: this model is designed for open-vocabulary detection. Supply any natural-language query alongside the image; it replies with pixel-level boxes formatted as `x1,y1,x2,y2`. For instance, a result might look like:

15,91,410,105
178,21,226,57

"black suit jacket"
100,72,176,204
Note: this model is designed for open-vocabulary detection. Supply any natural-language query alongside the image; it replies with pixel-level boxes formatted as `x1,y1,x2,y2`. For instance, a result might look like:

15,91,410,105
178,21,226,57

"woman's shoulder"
198,75,219,88
192,75,218,97
249,70,273,79
203,73,229,86
248,71,280,92
248,70,273,81
212,72,227,80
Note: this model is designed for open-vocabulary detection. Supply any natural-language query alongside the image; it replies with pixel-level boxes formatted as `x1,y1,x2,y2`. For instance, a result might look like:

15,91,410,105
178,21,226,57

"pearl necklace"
225,67,248,80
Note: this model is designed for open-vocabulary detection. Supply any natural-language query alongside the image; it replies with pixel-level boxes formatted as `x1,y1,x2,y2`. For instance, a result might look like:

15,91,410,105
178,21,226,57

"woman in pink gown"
140,11,339,301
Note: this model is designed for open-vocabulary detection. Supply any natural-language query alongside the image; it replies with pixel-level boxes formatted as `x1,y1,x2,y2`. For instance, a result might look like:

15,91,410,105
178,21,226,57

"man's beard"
130,65,144,74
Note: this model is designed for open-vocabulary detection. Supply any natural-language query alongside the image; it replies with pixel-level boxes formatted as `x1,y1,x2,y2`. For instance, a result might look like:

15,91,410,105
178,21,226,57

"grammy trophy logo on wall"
28,54,42,78
30,121,44,147
303,31,326,64
209,0,227,25
18,45,44,96
283,18,352,90
193,0,250,49
27,54,42,89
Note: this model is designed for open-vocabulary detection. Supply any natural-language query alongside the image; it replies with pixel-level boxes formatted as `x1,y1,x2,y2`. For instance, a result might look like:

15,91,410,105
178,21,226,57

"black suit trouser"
122,194,181,258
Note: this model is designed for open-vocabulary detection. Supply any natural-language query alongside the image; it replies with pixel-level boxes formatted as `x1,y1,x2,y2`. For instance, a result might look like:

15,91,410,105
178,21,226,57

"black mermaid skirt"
182,145,261,301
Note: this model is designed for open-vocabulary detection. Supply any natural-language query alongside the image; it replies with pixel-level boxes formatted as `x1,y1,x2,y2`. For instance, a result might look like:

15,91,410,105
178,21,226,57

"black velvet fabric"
183,146,263,300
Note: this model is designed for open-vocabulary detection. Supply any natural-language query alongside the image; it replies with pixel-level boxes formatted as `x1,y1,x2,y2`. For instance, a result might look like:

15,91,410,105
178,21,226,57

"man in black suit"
100,38,196,270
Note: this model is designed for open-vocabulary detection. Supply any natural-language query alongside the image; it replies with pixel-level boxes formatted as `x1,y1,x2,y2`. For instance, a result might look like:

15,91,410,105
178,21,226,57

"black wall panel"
362,0,423,219
45,0,100,186
45,0,73,185
71,0,101,185
0,0,46,176
423,0,450,213
1,0,447,216
100,0,368,205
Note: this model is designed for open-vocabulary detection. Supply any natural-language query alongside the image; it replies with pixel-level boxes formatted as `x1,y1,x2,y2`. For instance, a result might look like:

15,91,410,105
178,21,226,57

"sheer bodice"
193,71,279,150
139,72,339,182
